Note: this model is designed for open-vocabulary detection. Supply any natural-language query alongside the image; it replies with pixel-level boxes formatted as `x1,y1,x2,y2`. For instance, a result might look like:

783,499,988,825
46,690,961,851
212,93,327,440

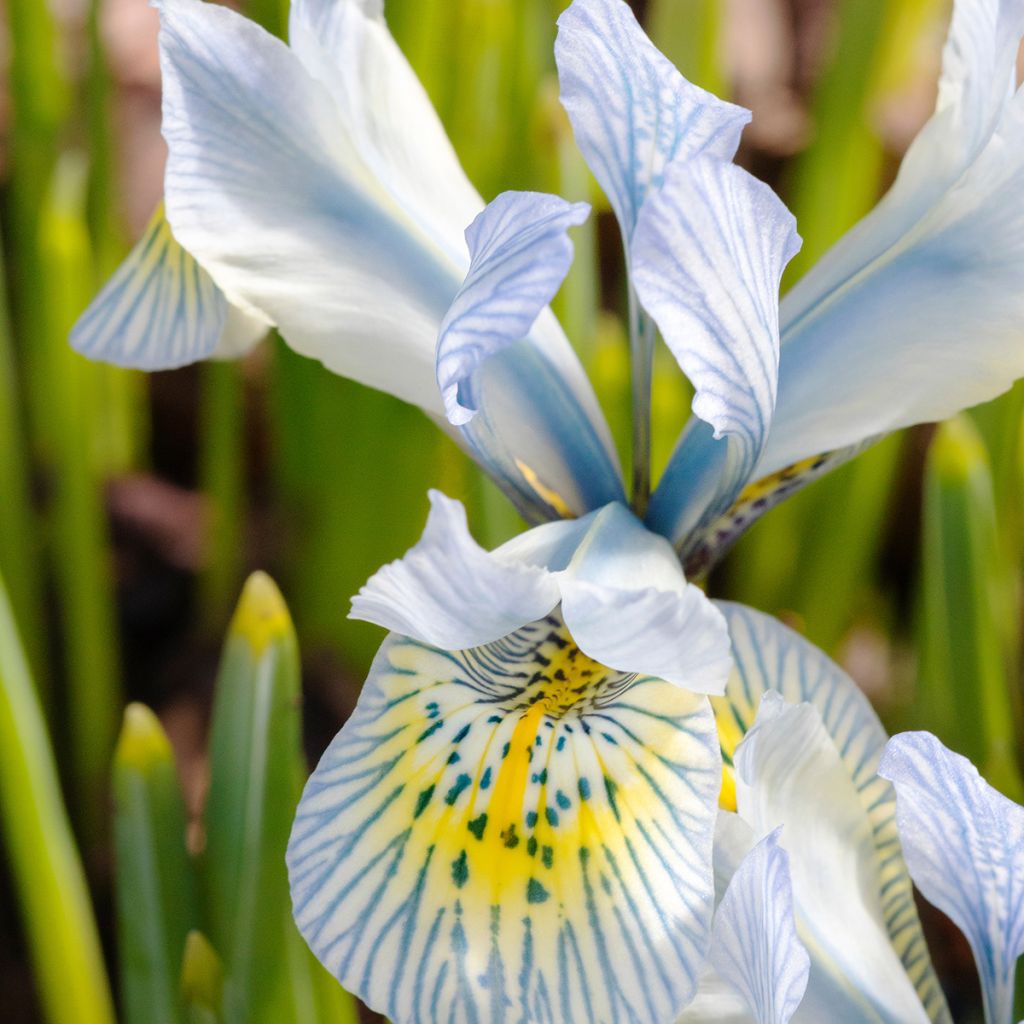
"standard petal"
349,491,560,650
555,0,750,241
714,603,950,1024
436,191,590,425
878,732,1024,1024
709,829,809,1024
637,159,800,548
71,205,226,369
734,695,930,1024
288,619,721,1024
755,0,1024,477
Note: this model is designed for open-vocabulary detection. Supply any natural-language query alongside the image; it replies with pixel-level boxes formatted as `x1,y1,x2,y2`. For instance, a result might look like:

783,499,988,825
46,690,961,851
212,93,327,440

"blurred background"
1,0,1022,1020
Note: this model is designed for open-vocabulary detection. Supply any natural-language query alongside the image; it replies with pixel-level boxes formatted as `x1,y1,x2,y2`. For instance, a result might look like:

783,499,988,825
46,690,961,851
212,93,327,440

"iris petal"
288,619,720,1024
555,0,749,243
879,732,1024,1024
436,191,590,426
734,695,930,1024
757,0,1024,476
354,496,731,692
709,829,809,1024
714,603,951,1024
637,159,800,551
349,491,560,649
70,205,266,369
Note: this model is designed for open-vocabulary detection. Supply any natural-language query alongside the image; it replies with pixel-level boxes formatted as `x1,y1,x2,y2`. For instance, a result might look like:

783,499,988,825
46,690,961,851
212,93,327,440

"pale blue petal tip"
436,190,590,426
711,827,809,1024
71,207,226,370
879,731,1024,1024
555,0,750,238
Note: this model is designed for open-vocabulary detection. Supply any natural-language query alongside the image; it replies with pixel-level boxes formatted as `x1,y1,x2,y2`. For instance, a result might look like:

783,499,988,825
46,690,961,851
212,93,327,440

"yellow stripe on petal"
288,615,720,1024
70,205,227,370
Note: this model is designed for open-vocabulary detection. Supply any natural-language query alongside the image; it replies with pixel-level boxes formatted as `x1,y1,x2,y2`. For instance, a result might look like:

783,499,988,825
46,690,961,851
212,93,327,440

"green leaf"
917,416,1024,801
201,571,358,1024
113,703,199,1024
0,568,116,1024
181,931,225,1024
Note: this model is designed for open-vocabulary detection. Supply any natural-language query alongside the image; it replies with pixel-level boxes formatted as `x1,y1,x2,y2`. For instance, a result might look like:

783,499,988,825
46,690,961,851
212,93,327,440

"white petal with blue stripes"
288,618,721,1024
879,732,1024,1024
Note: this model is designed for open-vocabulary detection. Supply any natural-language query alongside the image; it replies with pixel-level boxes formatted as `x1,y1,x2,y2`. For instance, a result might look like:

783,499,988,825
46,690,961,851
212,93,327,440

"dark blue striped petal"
709,828,808,1024
70,205,227,369
555,0,749,242
714,603,951,1024
436,191,590,426
879,733,1024,1024
636,159,800,554
288,618,720,1024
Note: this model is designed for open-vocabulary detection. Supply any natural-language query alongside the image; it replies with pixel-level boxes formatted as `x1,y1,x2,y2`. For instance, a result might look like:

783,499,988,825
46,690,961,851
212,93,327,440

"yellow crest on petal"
288,616,720,1024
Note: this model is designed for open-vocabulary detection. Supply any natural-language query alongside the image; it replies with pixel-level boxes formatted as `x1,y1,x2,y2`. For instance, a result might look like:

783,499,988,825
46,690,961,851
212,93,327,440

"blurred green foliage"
0,0,1021,1020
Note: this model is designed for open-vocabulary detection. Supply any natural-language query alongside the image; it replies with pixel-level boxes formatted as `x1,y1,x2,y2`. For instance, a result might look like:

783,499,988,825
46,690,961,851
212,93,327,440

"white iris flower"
72,0,1024,1021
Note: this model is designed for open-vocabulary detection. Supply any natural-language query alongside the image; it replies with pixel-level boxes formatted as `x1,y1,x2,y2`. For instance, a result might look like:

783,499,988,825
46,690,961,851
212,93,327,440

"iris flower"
73,0,1024,1020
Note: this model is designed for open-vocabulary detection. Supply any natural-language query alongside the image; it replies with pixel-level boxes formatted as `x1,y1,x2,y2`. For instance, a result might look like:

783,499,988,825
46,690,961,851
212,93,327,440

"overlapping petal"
714,603,950,1023
70,205,267,369
436,192,590,426
734,694,930,1024
708,829,809,1024
555,0,749,243
157,0,460,411
349,491,560,649
354,495,731,693
288,622,721,1024
636,159,800,547
757,0,1024,476
155,0,622,524
879,733,1024,1024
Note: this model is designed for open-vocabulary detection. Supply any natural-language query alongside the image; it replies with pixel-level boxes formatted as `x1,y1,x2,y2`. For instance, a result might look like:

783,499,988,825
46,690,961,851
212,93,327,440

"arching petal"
288,621,721,1024
158,0,457,411
879,732,1024,1024
757,0,1024,477
70,204,250,370
349,491,560,650
713,603,951,1024
709,829,809,1024
156,0,623,523
637,159,800,547
287,0,482,269
437,192,590,426
554,0,749,242
734,694,930,1024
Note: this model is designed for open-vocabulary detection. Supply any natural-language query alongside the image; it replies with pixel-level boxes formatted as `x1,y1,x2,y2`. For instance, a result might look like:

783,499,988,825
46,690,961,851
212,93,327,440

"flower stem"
628,285,654,517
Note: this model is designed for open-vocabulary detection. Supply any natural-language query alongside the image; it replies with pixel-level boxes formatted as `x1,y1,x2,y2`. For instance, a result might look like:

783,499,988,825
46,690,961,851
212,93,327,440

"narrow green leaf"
202,571,359,1024
114,703,199,1024
38,153,123,851
181,931,225,1024
0,567,116,1024
917,416,1024,801
198,361,247,632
